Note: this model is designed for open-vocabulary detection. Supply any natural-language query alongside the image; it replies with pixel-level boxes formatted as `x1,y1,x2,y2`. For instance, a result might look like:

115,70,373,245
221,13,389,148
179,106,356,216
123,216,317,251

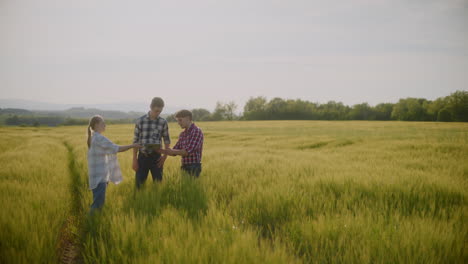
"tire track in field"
57,141,85,264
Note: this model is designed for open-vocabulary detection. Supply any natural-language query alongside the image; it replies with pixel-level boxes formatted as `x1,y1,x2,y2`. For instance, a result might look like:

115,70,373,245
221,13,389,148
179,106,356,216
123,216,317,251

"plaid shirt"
173,123,204,164
133,113,171,154
87,132,122,190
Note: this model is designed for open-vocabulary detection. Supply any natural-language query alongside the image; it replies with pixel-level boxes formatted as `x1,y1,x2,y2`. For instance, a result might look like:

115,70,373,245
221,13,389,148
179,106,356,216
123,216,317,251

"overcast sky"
1,0,467,111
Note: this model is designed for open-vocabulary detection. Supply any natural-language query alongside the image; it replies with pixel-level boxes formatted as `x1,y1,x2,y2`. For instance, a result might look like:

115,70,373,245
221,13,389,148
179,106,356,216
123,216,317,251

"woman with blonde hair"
87,115,140,213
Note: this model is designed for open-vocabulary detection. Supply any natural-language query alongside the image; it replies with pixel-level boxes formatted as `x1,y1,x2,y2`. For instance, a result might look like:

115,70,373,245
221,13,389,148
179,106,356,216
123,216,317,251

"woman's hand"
119,143,141,153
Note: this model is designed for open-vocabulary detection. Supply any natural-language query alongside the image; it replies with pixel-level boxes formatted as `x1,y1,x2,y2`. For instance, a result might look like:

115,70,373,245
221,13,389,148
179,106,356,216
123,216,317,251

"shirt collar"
146,112,160,121
185,123,195,132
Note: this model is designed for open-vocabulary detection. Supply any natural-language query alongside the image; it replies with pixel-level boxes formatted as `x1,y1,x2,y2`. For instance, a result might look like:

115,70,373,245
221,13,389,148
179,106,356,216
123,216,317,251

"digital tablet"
144,143,161,151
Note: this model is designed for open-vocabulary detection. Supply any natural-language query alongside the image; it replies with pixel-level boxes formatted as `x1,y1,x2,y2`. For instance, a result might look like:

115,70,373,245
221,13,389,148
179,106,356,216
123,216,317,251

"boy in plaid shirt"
132,97,171,188
159,110,204,177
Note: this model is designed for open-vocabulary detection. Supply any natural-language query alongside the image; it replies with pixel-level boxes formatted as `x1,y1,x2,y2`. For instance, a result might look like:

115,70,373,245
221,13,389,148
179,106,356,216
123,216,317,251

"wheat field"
0,121,467,263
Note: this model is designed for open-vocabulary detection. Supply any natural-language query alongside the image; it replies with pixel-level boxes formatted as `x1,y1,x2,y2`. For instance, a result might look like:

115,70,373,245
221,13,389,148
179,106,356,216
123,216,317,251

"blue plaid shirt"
133,113,171,154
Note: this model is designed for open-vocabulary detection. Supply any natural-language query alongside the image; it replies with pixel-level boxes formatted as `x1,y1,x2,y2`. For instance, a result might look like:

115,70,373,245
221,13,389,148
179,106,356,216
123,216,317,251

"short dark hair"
150,97,165,108
175,109,192,120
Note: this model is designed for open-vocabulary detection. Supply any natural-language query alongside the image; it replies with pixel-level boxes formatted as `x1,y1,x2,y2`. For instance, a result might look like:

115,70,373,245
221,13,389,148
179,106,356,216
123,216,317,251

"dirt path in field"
56,142,85,264
57,216,82,263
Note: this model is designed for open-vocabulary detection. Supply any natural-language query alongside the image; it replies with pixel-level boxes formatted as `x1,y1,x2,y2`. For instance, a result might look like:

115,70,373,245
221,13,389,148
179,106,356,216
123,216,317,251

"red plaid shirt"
173,123,204,165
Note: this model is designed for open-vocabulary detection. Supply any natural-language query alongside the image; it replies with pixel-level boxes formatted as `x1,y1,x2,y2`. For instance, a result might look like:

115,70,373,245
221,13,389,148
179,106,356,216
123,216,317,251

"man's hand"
132,159,139,172
157,148,177,156
157,155,167,168
156,148,166,155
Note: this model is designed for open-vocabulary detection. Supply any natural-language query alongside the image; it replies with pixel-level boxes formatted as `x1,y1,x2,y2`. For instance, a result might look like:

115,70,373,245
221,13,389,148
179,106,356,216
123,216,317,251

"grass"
0,127,70,262
0,121,467,263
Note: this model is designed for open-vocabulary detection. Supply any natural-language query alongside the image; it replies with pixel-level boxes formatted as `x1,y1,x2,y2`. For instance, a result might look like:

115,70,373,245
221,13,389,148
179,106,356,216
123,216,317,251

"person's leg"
90,182,107,213
189,163,201,177
135,153,150,189
182,163,201,178
194,163,201,177
149,153,163,182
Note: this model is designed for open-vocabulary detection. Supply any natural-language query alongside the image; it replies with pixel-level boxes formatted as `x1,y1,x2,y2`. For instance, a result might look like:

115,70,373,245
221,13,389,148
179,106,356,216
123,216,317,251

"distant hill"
0,107,146,120
0,107,153,126
36,107,146,120
0,99,182,114
0,108,33,115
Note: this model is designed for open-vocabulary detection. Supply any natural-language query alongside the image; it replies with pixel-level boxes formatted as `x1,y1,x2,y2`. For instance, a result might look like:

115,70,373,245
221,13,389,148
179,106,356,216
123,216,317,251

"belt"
140,152,160,157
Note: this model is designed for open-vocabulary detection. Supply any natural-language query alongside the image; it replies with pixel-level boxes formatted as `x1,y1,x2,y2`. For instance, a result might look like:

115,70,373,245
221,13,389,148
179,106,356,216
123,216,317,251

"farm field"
0,121,467,263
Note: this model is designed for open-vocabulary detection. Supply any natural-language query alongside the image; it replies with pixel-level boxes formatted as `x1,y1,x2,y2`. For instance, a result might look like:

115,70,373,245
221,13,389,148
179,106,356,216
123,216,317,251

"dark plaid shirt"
133,113,170,154
173,123,203,164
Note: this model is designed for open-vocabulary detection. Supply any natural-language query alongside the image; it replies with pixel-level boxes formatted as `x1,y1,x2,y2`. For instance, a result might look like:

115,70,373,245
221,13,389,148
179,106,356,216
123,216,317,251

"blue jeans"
136,152,163,189
181,163,202,177
90,181,107,213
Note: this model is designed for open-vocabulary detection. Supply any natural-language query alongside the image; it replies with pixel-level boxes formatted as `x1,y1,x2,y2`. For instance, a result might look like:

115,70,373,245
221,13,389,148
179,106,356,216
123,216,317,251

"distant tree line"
167,90,467,122
1,90,466,126
166,101,239,122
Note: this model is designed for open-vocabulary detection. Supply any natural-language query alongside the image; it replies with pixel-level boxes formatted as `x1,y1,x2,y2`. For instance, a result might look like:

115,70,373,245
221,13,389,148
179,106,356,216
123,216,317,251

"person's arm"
162,148,188,156
183,128,203,155
156,121,171,167
96,135,120,154
162,129,203,157
163,133,183,156
97,135,141,154
132,122,140,172
162,121,171,151
133,147,138,161
119,143,141,152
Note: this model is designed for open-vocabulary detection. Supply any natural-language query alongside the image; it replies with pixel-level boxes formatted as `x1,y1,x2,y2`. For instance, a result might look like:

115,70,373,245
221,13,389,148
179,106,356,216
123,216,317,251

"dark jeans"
136,152,163,188
181,163,202,177
90,181,107,214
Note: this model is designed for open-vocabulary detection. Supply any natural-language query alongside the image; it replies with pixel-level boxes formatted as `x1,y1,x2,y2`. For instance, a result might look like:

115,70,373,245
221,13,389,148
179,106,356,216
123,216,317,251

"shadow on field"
231,188,298,239
80,175,209,262
298,141,330,150
122,174,208,220
233,179,466,241
297,139,357,150
312,180,465,219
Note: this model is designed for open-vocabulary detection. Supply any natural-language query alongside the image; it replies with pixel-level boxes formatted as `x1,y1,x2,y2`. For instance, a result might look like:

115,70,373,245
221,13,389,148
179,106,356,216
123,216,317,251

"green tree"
165,115,176,122
391,98,429,121
265,98,287,119
318,101,350,120
191,108,211,121
244,96,267,113
437,108,452,122
425,97,447,121
243,96,268,120
348,103,375,120
225,101,238,121
373,103,394,120
284,99,317,120
445,90,468,122
212,102,227,121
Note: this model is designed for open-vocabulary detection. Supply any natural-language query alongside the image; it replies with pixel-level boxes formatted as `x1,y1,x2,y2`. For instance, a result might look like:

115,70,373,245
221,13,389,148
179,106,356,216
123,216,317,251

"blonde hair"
87,115,103,148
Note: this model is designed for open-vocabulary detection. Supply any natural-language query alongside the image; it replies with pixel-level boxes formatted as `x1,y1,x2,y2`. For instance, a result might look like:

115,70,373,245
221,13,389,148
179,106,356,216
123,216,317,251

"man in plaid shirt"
159,110,204,177
132,97,171,187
